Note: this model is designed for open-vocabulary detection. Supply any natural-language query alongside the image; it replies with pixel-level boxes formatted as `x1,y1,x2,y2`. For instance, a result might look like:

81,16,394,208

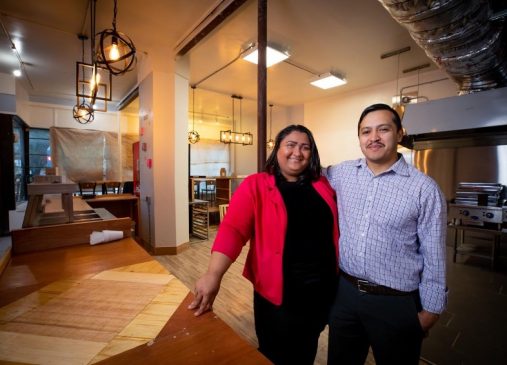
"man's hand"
418,310,440,334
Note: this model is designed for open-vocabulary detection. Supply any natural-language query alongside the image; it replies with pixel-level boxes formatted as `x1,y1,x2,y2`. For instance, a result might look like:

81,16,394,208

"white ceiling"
0,0,437,117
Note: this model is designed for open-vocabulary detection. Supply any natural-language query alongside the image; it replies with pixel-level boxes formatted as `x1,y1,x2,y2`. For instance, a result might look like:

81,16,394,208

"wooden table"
0,238,269,364
85,194,140,236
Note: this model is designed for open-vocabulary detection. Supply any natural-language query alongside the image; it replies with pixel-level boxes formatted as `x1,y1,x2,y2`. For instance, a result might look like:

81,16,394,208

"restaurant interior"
1,0,507,364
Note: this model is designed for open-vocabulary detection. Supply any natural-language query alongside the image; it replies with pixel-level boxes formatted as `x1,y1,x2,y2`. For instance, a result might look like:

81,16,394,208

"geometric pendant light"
267,104,274,149
96,0,136,75
188,86,200,144
73,34,94,124
220,95,253,145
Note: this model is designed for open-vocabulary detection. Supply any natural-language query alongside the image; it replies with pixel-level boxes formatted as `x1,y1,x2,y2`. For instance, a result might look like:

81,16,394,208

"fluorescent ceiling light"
13,69,22,77
242,44,289,67
310,72,347,89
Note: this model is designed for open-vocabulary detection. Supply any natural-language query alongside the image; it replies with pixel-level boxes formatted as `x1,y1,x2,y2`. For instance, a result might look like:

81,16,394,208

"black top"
276,178,336,309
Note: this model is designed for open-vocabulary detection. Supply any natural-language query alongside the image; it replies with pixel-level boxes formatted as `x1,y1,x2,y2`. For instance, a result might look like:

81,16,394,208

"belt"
341,271,416,296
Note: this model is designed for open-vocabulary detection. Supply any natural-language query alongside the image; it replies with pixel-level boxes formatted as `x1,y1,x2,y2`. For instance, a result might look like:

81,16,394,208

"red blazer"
212,172,339,305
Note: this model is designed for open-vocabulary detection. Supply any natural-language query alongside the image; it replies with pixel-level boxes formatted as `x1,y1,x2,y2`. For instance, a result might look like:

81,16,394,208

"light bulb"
109,42,120,60
90,67,101,91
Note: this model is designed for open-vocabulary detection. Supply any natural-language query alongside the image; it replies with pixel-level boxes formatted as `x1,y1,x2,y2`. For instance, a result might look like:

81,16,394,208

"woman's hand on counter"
188,251,233,316
188,271,221,316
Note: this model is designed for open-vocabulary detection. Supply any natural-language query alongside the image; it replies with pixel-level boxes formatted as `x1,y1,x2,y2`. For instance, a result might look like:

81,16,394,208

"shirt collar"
356,153,410,177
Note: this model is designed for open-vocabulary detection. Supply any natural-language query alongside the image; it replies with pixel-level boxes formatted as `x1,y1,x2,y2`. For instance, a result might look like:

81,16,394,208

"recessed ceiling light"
13,69,22,77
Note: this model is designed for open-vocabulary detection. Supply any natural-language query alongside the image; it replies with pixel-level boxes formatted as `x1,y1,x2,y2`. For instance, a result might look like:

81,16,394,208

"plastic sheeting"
50,127,136,183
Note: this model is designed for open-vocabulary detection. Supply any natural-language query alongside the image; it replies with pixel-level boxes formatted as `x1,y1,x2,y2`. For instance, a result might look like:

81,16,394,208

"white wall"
15,77,30,122
24,103,120,131
306,69,457,166
119,111,140,135
0,73,15,94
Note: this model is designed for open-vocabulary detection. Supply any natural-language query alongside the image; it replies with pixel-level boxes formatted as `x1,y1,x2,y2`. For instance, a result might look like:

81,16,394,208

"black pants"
254,291,331,365
327,276,425,365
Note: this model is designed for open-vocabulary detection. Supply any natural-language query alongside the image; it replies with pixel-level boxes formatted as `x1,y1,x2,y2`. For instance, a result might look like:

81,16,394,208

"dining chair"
219,204,229,222
103,181,121,194
78,182,97,198
122,181,134,194
204,179,216,202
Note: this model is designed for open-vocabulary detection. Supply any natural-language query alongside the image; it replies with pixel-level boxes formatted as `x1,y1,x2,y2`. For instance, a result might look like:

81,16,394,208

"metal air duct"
378,0,507,94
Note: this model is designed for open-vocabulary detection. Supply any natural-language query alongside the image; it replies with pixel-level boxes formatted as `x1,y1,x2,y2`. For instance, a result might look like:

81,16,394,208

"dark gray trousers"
327,275,425,365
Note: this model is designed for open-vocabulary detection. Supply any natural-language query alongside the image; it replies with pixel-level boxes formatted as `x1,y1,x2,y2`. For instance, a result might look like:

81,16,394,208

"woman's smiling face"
276,131,311,181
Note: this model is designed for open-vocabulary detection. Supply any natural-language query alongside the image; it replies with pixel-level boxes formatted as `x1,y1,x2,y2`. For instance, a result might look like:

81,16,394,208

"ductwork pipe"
378,0,507,94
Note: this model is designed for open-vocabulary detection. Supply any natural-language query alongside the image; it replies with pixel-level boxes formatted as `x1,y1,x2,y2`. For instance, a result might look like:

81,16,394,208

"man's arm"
417,180,448,329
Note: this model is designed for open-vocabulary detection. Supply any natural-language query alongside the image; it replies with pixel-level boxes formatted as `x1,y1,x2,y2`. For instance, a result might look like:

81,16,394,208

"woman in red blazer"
189,125,339,365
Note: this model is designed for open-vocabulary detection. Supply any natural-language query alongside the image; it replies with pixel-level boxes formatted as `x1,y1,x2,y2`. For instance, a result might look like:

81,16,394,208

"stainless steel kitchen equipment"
447,183,506,269
399,86,507,269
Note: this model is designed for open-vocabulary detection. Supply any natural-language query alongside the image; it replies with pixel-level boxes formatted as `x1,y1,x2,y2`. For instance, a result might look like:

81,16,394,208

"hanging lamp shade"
220,95,253,145
96,0,136,75
188,130,200,144
73,101,95,124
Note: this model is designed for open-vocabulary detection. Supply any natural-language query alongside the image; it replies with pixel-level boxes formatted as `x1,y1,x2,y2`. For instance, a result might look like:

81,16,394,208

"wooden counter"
85,194,140,236
0,238,269,364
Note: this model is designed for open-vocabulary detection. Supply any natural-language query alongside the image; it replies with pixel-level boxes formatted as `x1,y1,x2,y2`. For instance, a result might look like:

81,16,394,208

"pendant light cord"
396,53,400,102
192,86,196,130
269,104,273,139
80,36,86,103
112,0,118,30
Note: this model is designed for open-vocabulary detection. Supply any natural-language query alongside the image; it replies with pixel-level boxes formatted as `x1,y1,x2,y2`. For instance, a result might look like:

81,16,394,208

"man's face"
358,110,403,170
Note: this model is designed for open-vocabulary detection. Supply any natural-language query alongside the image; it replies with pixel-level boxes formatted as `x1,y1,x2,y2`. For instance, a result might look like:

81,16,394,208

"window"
28,128,51,178
189,139,229,176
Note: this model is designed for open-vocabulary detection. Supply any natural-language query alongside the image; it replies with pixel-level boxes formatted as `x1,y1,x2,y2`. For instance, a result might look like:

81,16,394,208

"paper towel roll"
90,230,124,245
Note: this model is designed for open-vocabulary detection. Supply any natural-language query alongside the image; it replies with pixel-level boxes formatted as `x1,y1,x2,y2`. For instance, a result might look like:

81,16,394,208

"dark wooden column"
257,0,267,172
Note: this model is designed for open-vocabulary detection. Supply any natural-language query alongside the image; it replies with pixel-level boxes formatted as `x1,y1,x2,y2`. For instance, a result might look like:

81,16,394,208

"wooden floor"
157,226,440,365
155,227,361,365
0,237,269,365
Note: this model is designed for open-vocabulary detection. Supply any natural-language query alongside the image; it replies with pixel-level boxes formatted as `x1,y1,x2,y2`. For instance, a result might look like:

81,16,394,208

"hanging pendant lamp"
220,95,253,145
188,86,200,144
96,0,136,75
73,34,94,124
267,104,274,149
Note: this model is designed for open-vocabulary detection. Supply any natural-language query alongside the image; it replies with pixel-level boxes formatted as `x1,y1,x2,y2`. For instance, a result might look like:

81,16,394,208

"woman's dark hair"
264,124,321,182
357,103,402,134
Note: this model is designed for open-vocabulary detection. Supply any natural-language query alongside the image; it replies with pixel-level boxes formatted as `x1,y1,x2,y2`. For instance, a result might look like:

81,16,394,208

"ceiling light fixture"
188,86,200,144
220,95,253,145
267,104,274,149
75,1,111,113
242,43,290,67
73,34,95,124
12,69,21,77
96,0,136,75
310,72,347,89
